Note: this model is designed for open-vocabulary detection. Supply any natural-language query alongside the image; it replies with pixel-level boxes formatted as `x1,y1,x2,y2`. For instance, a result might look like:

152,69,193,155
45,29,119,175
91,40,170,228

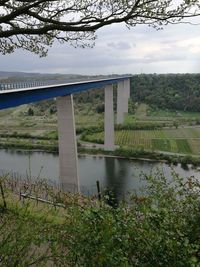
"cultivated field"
83,127,200,155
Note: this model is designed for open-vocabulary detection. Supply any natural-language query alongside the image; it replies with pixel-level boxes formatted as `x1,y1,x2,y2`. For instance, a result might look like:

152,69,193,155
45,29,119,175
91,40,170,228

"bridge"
0,76,131,192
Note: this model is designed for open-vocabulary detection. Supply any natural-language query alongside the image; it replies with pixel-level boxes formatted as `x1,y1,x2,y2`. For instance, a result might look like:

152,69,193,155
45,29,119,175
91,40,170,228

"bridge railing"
0,76,122,91
0,78,92,91
0,80,50,91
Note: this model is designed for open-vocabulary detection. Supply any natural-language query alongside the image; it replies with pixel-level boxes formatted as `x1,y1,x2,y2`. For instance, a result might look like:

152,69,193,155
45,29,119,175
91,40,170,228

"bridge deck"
0,76,131,110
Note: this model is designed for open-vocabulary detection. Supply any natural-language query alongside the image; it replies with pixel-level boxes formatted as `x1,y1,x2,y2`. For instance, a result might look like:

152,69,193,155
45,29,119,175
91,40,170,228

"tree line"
30,73,200,114
131,73,200,112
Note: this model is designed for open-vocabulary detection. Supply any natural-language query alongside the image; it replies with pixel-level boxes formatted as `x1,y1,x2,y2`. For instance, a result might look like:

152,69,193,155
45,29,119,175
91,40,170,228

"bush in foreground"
0,172,200,266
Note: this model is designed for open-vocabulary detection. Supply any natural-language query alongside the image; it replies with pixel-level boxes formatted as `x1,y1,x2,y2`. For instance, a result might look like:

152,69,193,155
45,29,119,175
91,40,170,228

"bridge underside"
0,77,129,110
0,77,131,192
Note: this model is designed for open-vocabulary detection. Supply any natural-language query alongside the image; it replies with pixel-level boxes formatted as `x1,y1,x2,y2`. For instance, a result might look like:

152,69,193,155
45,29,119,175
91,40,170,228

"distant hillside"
0,71,87,80
0,71,127,84
131,73,200,112
0,71,41,78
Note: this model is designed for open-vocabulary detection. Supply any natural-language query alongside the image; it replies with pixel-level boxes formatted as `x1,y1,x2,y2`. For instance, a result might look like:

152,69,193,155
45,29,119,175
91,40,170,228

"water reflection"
0,149,199,200
104,158,129,205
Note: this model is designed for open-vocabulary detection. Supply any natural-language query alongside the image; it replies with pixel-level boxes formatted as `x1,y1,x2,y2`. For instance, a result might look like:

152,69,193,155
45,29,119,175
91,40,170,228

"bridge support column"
117,79,130,124
104,84,114,151
117,81,126,124
56,95,80,192
124,78,130,113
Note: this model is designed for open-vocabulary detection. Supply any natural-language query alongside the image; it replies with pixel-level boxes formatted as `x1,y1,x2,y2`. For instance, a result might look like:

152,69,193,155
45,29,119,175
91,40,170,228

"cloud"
0,18,200,75
107,41,134,50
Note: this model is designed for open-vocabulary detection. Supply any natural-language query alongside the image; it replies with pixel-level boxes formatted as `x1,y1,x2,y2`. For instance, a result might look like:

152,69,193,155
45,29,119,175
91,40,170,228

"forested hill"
131,74,200,112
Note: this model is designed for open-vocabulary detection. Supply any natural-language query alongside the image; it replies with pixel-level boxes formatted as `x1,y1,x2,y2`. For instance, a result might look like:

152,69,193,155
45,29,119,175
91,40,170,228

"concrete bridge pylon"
56,78,130,191
117,78,130,124
104,84,115,151
56,95,80,192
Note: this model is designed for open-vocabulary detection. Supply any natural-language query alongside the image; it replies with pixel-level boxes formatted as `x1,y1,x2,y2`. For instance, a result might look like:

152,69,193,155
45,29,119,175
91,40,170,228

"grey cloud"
107,41,133,50
0,20,200,74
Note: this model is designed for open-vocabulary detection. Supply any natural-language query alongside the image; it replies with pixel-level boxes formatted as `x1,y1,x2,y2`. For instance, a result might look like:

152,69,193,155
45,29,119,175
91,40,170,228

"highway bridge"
0,76,131,192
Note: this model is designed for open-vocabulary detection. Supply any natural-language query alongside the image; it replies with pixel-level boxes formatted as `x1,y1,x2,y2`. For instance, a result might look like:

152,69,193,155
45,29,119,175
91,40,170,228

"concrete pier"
123,79,130,113
117,79,131,124
56,95,80,192
117,81,126,124
104,84,114,151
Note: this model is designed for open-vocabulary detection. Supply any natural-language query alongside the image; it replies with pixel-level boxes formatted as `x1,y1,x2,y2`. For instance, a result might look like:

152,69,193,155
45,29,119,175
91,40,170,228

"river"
0,149,199,201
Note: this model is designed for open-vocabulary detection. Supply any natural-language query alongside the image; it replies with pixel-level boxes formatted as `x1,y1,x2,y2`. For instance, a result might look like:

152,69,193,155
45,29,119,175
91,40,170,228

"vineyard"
82,127,200,155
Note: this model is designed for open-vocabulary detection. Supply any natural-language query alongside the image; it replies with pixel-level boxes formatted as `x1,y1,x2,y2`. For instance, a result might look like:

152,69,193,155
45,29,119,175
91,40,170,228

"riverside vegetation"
0,171,200,266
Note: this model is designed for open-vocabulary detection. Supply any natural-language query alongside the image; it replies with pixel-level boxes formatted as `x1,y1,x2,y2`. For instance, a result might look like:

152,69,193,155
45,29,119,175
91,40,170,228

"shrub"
0,173,200,266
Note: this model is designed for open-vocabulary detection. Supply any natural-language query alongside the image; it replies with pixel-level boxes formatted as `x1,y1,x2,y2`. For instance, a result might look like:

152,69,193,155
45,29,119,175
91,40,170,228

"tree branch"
0,0,199,56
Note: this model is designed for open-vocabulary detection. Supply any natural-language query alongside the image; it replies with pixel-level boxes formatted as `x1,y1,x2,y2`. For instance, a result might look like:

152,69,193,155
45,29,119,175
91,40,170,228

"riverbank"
1,139,200,168
79,147,200,167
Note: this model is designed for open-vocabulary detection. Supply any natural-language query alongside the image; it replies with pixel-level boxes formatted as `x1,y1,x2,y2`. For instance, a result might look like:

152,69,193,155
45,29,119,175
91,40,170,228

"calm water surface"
0,149,199,200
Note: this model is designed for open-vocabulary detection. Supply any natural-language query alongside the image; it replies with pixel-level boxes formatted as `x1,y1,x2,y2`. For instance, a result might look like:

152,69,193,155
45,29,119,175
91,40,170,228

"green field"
150,109,200,119
135,103,148,117
126,105,200,126
0,105,103,135
82,127,200,155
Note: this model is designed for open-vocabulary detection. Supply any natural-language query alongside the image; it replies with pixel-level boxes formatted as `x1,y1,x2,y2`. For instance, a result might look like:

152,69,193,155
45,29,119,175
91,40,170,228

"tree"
27,107,34,116
95,103,104,113
0,0,199,56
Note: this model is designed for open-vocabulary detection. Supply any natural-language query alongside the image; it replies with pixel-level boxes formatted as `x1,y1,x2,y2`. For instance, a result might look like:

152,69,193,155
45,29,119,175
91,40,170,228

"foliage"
95,103,104,113
131,74,200,112
115,122,164,130
0,172,200,266
0,1,199,56
27,107,34,116
62,172,200,266
128,98,136,115
176,139,192,154
0,140,58,153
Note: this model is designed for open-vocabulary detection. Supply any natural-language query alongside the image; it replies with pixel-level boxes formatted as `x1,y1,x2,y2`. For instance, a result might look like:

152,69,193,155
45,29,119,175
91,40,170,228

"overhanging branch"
0,0,199,56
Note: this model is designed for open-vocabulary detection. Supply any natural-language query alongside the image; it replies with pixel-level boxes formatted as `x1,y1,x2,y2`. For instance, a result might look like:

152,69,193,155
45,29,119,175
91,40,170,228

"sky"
0,18,200,75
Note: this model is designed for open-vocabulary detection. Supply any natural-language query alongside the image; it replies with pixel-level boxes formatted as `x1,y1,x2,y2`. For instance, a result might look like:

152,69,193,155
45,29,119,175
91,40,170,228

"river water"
0,149,199,200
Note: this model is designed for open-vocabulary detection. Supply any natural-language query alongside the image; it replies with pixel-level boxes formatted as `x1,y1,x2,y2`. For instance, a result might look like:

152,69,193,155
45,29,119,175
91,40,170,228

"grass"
135,103,148,117
149,108,200,119
164,128,200,138
152,139,192,154
188,139,200,155
82,127,200,155
75,113,103,128
0,104,103,136
128,104,200,125
152,139,171,152
84,127,200,141
176,139,192,154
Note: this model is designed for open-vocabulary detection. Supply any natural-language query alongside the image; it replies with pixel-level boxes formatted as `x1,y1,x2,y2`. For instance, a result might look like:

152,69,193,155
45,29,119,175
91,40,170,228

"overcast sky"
1,19,200,75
